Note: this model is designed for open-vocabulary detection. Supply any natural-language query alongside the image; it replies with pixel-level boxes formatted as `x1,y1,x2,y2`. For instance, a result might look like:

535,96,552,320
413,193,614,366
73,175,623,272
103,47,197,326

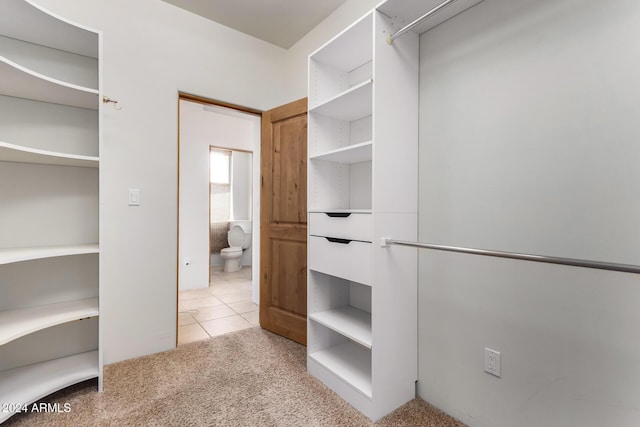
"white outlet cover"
128,188,140,206
484,347,501,377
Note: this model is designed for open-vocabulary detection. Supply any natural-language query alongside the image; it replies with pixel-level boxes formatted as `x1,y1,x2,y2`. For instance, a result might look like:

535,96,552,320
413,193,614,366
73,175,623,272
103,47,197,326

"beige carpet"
4,327,466,426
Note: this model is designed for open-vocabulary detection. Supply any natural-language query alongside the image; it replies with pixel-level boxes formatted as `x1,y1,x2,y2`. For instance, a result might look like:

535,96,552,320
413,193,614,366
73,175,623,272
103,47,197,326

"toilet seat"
227,225,245,248
221,247,242,255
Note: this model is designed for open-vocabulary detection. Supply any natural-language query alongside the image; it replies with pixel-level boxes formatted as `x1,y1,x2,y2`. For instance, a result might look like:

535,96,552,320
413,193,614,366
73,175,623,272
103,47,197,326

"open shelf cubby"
0,350,98,423
0,298,99,346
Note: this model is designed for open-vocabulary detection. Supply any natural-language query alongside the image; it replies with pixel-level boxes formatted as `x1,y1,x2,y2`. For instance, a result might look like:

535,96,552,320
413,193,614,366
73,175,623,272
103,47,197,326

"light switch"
128,188,140,206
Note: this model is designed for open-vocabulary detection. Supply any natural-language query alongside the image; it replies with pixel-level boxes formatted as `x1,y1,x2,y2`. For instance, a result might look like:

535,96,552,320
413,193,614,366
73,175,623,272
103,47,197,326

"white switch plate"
128,188,140,206
484,347,501,377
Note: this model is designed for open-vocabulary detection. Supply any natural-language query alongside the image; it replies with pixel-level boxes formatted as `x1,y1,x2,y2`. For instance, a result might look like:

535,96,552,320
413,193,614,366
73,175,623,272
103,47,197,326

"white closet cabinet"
307,9,419,421
0,0,101,422
307,0,487,420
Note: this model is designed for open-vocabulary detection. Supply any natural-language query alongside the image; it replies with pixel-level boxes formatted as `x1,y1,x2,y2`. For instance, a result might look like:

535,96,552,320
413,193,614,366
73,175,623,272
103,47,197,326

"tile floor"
178,266,258,346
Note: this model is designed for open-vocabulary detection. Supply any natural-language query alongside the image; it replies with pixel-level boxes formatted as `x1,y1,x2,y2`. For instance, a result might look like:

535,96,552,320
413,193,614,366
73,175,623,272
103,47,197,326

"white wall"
30,0,384,366
418,0,640,425
232,152,253,268
33,0,286,364
231,151,252,221
178,100,259,292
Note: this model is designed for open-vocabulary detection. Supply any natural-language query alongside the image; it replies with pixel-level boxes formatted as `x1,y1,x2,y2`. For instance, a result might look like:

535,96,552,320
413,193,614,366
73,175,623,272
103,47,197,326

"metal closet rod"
382,238,640,274
386,0,458,44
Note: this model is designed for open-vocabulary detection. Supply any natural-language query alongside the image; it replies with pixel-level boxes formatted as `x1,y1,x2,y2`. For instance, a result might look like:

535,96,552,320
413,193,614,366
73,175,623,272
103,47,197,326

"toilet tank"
230,220,252,249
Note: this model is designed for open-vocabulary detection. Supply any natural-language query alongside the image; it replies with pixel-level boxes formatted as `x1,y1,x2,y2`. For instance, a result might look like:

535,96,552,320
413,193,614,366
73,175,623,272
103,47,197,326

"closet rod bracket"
102,96,122,110
386,0,457,44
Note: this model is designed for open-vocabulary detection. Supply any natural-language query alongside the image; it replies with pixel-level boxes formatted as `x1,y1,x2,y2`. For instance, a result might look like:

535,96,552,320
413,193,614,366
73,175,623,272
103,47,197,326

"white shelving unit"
0,0,101,423
0,298,99,346
309,141,372,164
0,351,99,415
308,307,372,349
307,0,489,420
0,142,98,168
0,245,99,265
308,341,372,398
309,79,373,122
307,7,419,421
0,57,99,109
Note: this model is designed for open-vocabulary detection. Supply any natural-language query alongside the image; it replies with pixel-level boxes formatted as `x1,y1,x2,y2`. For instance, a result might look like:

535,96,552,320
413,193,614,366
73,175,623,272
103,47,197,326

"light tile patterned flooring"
178,266,257,346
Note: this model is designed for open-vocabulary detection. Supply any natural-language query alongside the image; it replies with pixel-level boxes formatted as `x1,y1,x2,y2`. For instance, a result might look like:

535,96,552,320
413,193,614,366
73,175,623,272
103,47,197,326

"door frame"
176,92,262,346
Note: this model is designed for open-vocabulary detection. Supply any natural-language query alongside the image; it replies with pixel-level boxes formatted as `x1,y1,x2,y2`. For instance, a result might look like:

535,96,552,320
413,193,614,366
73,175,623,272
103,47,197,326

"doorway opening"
177,94,261,346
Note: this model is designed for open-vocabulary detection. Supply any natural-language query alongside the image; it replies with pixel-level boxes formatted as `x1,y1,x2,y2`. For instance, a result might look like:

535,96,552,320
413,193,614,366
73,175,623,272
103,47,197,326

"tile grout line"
178,266,256,345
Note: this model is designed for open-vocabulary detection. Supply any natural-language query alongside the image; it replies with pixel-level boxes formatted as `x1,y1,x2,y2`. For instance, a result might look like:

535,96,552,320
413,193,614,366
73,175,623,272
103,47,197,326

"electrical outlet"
484,347,501,377
128,188,140,206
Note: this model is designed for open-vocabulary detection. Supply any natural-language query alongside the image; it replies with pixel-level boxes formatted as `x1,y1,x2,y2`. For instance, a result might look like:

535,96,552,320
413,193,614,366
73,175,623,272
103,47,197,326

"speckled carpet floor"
4,327,466,426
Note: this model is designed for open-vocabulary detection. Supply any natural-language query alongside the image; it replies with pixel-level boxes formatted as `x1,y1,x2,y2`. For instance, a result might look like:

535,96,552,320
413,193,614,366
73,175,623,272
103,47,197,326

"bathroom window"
210,148,231,252
210,149,231,184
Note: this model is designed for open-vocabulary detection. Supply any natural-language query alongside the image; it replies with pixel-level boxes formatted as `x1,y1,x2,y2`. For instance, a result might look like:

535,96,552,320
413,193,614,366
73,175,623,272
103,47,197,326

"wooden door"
260,98,308,345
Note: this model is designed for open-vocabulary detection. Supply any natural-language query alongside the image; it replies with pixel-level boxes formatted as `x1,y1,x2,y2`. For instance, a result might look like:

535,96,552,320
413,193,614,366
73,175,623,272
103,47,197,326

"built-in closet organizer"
306,7,419,421
0,0,101,422
307,0,487,420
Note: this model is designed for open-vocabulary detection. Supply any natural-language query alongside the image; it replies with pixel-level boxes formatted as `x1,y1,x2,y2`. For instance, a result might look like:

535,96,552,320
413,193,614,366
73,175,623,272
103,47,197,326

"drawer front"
309,236,371,285
309,212,371,242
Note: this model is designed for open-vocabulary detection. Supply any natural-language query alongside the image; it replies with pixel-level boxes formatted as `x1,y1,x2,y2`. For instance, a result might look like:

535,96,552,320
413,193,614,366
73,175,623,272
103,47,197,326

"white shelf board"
310,11,372,72
310,307,372,349
0,57,98,109
309,341,372,398
310,141,372,164
377,0,485,36
0,141,98,168
310,79,372,122
0,350,98,423
0,298,98,346
0,0,98,58
0,244,99,265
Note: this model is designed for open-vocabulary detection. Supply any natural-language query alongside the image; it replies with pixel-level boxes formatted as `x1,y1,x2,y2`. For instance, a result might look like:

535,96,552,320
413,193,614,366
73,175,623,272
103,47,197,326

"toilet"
220,221,251,273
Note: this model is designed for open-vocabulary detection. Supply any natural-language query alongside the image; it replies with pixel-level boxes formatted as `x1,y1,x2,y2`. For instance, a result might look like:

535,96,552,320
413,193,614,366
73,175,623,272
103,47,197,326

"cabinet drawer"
309,212,371,242
309,236,371,285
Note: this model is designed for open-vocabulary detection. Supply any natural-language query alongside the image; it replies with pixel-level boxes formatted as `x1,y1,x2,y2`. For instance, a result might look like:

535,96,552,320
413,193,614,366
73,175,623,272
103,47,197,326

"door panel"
270,238,306,314
260,98,308,345
272,115,307,224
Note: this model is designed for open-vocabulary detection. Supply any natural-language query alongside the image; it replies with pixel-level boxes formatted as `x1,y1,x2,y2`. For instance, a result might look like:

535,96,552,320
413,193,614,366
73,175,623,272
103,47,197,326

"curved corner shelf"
0,141,98,168
0,245,99,265
0,298,98,346
0,350,98,423
0,0,98,58
310,306,372,349
0,57,98,109
310,141,372,164
310,79,373,122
